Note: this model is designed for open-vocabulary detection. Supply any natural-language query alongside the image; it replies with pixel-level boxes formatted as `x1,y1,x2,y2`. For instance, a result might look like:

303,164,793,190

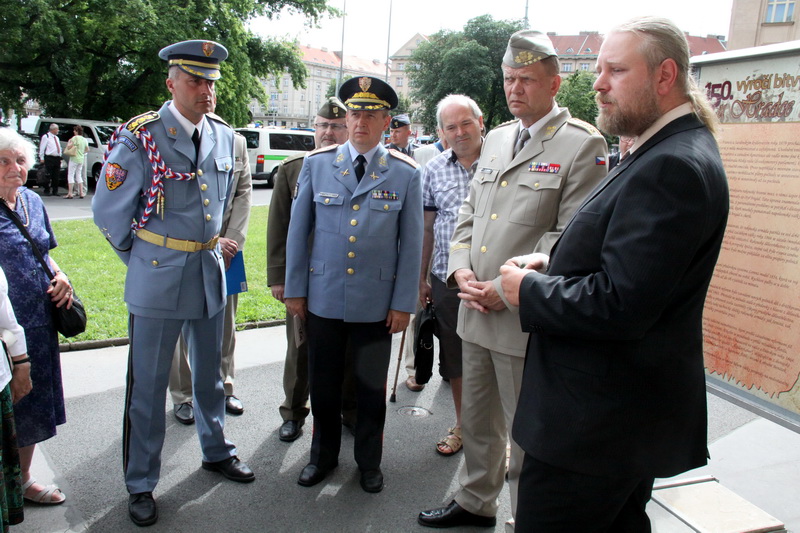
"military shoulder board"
308,144,338,157
126,111,160,133
567,117,601,137
388,149,419,168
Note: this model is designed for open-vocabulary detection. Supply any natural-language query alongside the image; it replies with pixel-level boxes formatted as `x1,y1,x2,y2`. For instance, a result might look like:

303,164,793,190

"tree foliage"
407,15,525,133
555,70,613,144
0,0,336,126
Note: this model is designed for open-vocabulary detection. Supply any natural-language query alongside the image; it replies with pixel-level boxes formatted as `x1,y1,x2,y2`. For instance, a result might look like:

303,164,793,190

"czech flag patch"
596,156,606,165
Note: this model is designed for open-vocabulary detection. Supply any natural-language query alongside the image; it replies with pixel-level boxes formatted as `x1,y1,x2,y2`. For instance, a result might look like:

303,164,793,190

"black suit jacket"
513,114,729,478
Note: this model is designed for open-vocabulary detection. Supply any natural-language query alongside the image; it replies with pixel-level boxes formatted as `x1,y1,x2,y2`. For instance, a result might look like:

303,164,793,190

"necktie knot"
192,129,201,159
354,154,366,181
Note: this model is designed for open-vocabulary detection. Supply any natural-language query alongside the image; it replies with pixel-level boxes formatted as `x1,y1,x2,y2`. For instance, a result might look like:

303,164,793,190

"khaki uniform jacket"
447,108,607,357
267,152,305,287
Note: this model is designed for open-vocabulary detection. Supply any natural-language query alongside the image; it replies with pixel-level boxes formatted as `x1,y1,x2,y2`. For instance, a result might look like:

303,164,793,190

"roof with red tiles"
299,45,387,76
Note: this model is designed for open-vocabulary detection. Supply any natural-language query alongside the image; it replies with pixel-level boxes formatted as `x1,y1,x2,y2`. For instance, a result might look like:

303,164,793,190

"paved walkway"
22,326,800,532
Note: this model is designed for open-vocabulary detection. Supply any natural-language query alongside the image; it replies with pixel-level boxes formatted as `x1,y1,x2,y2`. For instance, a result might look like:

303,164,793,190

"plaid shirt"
422,148,477,282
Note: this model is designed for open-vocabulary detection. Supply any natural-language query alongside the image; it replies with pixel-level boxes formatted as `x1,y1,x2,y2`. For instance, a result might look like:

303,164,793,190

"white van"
235,128,315,187
34,118,122,190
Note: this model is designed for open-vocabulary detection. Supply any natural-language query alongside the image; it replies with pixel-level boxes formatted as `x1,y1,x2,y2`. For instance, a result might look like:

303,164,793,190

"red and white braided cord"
103,124,195,230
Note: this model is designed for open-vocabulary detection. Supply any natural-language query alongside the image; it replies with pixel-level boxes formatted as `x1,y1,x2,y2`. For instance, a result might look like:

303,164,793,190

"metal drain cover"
397,406,431,417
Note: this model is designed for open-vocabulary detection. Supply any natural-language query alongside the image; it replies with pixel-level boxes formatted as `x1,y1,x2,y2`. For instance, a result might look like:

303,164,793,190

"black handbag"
0,200,87,338
413,302,437,385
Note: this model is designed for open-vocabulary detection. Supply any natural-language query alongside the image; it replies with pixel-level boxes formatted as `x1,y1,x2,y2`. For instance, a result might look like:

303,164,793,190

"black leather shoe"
418,500,496,528
225,395,244,415
279,420,302,442
297,463,335,487
359,469,383,493
173,402,194,425
129,492,157,527
201,456,255,483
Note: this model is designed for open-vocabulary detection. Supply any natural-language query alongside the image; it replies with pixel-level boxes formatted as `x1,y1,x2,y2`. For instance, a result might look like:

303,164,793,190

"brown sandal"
436,427,462,456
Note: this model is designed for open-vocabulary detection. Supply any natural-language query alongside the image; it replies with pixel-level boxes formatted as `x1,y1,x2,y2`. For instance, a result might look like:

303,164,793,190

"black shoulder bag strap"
0,199,57,280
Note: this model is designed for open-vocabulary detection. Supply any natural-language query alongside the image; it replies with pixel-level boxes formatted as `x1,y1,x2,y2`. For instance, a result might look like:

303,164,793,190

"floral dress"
0,187,66,448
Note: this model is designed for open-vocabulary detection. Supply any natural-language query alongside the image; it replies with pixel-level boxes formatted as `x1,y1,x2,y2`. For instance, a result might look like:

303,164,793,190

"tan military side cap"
317,97,347,119
502,30,557,68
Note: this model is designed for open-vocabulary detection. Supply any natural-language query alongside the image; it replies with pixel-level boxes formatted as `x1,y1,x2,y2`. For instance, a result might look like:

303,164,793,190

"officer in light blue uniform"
92,39,253,527
285,76,423,494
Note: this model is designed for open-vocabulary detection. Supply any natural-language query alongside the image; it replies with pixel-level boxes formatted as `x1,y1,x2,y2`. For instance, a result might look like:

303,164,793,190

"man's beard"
596,85,661,137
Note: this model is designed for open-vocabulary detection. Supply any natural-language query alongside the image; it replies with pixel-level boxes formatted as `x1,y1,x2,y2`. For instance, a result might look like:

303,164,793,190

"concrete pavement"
20,325,800,532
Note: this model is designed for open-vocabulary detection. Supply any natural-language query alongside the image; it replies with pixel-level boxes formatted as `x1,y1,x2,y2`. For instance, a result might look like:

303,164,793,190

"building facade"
250,45,388,128
728,0,798,49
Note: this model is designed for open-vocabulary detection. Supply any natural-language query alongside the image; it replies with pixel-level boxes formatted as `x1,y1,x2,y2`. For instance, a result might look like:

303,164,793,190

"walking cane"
389,329,407,403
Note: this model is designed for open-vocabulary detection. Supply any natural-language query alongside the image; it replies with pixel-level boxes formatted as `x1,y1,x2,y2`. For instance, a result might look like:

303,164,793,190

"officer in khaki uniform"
267,97,356,442
419,30,608,529
92,40,254,527
285,77,423,494
169,126,252,422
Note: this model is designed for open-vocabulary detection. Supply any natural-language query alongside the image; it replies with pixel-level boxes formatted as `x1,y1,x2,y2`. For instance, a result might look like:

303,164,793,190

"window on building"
270,92,278,100
316,69,322,76
580,63,590,71
283,93,288,100
300,93,306,102
396,63,404,71
766,0,795,22
562,63,573,73
566,47,574,54
316,82,321,91
396,77,404,87
283,105,289,114
283,78,289,87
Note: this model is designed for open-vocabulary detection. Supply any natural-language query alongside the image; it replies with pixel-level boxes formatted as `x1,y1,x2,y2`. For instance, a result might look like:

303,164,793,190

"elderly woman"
0,265,31,529
0,128,69,505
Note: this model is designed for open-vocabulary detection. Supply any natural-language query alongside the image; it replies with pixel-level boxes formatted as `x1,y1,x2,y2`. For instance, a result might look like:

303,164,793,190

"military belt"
136,228,219,252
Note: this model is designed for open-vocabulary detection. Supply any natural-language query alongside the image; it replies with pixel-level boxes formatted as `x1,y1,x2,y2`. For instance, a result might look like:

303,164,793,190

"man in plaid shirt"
418,94,484,458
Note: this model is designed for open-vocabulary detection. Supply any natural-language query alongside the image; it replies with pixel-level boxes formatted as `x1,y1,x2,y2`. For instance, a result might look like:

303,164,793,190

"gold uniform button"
200,184,208,191
225,164,231,170
501,181,508,187
534,182,540,188
350,219,358,226
204,199,210,206
349,236,356,243
347,268,355,275
383,204,389,210
353,204,360,211
197,169,204,177
152,260,159,266
206,214,212,221
348,252,355,258
491,214,498,220
309,267,314,272
324,198,330,204
480,246,487,253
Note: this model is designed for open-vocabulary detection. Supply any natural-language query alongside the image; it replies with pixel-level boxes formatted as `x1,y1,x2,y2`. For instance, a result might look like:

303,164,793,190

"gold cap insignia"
359,77,372,92
202,42,215,57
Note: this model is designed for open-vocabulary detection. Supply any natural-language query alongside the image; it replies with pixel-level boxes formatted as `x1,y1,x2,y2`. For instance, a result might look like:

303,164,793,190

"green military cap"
338,76,398,111
502,30,557,68
159,39,228,80
317,97,347,119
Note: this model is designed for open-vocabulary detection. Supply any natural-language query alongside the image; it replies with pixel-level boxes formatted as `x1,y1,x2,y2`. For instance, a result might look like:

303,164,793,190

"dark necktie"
354,154,366,182
192,129,201,161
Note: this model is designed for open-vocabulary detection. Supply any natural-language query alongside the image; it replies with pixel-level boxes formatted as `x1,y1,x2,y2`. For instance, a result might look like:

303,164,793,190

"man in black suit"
499,17,729,531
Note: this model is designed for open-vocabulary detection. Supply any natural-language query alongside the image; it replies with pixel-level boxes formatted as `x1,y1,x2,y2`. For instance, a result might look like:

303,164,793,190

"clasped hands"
458,252,549,311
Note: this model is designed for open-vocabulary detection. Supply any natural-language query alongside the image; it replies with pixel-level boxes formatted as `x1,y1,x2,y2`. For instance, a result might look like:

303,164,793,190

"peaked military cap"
390,114,411,129
338,76,398,111
317,97,347,119
159,40,229,80
503,30,557,68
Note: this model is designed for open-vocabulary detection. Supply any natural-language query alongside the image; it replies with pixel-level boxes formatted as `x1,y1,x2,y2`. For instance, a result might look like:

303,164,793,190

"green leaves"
0,0,334,126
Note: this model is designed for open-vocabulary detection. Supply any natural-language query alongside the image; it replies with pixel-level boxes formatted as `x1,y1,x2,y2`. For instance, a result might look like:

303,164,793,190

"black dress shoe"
129,492,157,527
201,456,255,483
359,469,383,493
173,402,194,425
225,395,244,415
418,500,496,528
297,463,335,487
279,420,302,442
